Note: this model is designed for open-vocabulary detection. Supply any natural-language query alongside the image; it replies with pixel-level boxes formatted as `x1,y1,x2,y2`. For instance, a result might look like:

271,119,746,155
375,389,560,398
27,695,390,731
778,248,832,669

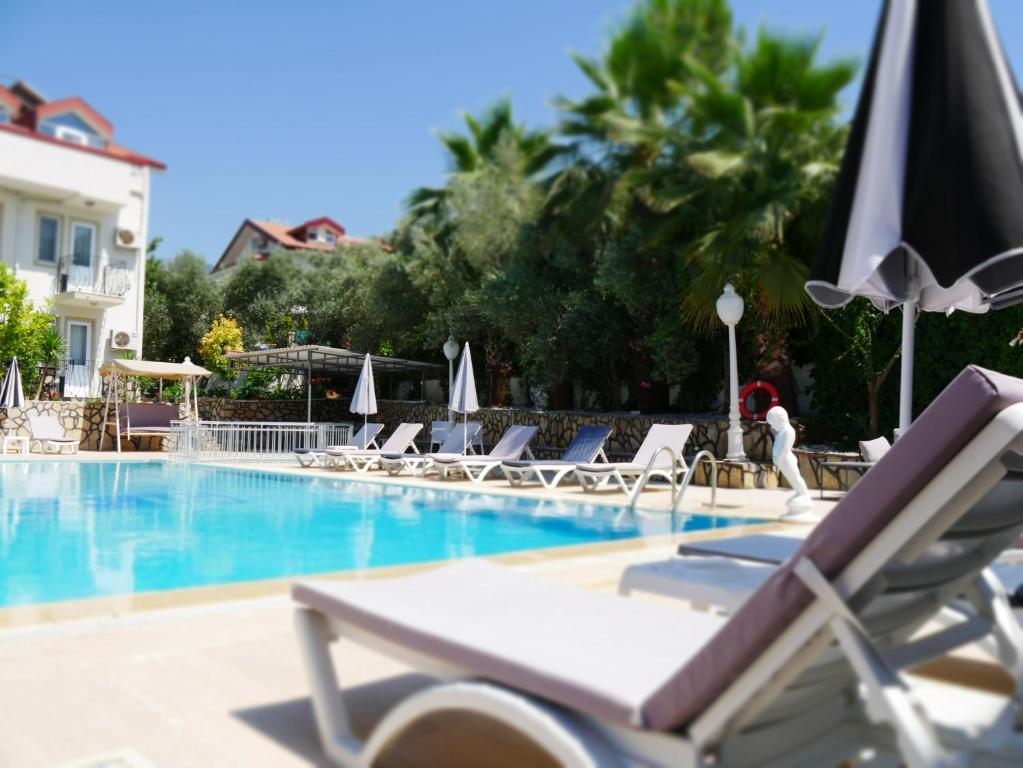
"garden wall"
0,401,173,451
1,397,785,458
2,398,862,492
360,400,785,462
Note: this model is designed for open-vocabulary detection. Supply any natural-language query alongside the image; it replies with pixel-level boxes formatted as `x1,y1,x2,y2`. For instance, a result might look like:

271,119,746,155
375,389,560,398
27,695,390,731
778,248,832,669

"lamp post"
716,283,746,460
443,335,459,422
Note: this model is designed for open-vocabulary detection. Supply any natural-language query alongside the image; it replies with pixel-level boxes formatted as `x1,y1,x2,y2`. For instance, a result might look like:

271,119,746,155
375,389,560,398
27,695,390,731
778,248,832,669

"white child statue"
766,405,815,520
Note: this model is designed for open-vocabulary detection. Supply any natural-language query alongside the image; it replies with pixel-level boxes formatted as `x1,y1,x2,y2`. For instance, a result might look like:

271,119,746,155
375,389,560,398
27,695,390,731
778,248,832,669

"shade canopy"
350,353,378,418
807,0,1023,313
225,345,438,377
449,343,479,415
0,357,24,409
226,345,441,423
99,358,212,380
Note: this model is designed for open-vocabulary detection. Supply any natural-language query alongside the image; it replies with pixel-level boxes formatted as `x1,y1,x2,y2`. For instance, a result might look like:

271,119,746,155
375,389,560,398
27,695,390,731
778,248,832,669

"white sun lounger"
294,423,384,468
431,425,538,482
27,414,79,455
294,365,1023,767
328,423,423,473
379,422,481,477
574,423,693,497
501,424,612,488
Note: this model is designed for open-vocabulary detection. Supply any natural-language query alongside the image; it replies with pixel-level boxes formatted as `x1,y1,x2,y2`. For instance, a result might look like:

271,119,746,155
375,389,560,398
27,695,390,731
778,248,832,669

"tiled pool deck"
0,452,1009,766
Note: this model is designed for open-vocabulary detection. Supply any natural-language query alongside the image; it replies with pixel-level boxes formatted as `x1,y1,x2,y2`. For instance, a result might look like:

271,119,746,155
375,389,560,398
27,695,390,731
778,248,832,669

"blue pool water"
0,462,764,607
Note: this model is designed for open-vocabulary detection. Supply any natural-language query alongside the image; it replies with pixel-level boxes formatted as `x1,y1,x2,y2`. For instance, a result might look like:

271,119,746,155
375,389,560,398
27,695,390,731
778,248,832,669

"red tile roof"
292,216,347,237
251,220,336,251
0,86,18,112
0,81,164,170
35,96,114,138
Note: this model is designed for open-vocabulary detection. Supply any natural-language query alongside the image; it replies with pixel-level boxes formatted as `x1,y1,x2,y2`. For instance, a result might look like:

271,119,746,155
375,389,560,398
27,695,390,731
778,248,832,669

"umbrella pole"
898,299,917,435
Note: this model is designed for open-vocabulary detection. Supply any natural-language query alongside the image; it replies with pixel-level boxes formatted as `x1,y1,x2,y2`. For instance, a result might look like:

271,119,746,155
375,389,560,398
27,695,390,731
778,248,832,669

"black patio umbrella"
806,0,1023,432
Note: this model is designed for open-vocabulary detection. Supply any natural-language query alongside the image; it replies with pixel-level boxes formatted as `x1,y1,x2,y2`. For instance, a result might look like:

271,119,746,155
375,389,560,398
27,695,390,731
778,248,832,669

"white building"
0,81,164,396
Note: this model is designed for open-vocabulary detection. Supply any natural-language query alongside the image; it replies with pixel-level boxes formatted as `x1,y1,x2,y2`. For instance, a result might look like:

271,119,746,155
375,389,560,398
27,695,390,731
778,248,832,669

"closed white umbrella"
448,343,479,452
0,357,24,410
350,353,378,429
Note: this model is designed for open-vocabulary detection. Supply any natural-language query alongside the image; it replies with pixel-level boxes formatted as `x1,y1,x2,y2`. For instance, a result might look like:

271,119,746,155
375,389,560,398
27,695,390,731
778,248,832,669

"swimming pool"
0,461,764,607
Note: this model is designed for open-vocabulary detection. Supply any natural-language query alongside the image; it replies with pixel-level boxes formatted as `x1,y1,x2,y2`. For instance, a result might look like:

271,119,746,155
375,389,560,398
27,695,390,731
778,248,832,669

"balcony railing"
34,358,99,398
57,259,132,297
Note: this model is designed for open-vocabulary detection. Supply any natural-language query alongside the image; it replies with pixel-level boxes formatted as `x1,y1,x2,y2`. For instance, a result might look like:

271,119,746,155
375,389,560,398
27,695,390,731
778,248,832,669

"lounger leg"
503,468,523,486
472,464,497,483
794,559,954,768
360,681,623,768
545,467,574,489
293,608,363,767
294,608,625,768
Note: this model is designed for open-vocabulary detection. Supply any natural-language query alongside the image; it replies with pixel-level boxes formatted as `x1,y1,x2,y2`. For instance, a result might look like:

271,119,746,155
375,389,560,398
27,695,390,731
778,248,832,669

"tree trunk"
754,331,798,413
488,365,511,407
866,379,880,439
551,381,574,410
607,361,621,411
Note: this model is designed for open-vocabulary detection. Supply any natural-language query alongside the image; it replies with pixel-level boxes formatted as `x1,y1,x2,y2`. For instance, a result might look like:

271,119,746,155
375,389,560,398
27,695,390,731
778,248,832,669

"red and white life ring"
739,380,780,421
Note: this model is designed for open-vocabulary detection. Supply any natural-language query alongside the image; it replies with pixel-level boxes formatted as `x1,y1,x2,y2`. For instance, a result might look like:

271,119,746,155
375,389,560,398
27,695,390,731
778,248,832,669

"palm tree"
555,0,732,154
638,29,857,328
406,99,562,227
623,27,857,407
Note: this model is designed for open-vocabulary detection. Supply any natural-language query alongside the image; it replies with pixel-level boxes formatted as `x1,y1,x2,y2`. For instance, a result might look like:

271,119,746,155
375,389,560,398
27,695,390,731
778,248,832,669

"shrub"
199,315,244,379
0,264,65,395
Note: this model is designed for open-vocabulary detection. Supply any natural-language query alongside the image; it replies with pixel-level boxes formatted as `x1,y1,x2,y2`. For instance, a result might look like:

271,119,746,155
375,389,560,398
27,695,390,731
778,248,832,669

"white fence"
170,420,352,462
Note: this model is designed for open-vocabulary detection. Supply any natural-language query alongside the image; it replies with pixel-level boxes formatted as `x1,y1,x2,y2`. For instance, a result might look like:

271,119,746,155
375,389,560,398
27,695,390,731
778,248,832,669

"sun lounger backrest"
430,420,451,439
646,365,1023,730
350,422,384,449
28,414,64,440
858,436,891,462
632,423,693,467
561,425,612,463
486,425,538,460
467,420,484,449
438,422,481,454
121,403,179,431
378,423,422,452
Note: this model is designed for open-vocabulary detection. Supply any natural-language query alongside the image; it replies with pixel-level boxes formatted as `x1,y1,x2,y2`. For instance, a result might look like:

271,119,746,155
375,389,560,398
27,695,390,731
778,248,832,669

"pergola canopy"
99,358,211,380
225,345,440,376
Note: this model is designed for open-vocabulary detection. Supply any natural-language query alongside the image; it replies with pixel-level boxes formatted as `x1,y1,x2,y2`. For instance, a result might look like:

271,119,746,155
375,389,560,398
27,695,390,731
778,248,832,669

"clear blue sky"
1,0,1021,265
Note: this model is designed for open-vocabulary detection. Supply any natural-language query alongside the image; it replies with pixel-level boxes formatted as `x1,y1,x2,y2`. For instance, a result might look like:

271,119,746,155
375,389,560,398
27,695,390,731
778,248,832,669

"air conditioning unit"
109,330,138,351
115,228,142,249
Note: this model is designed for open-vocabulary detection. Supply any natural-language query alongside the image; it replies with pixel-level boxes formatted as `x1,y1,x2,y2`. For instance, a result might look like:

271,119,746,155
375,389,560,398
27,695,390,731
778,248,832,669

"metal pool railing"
170,421,353,462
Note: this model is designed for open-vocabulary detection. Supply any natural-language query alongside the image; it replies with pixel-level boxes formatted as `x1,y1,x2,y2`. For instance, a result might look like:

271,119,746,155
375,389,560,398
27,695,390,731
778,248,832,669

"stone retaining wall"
195,397,788,462
1,398,864,493
363,400,785,463
0,401,173,451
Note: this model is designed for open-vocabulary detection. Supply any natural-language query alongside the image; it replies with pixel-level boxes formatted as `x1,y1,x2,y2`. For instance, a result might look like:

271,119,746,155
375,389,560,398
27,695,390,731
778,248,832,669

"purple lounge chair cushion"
294,560,728,730
644,365,1023,729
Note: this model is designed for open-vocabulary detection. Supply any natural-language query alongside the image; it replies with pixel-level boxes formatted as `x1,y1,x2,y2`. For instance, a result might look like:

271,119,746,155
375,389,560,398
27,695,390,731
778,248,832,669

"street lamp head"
716,283,744,326
442,335,459,361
